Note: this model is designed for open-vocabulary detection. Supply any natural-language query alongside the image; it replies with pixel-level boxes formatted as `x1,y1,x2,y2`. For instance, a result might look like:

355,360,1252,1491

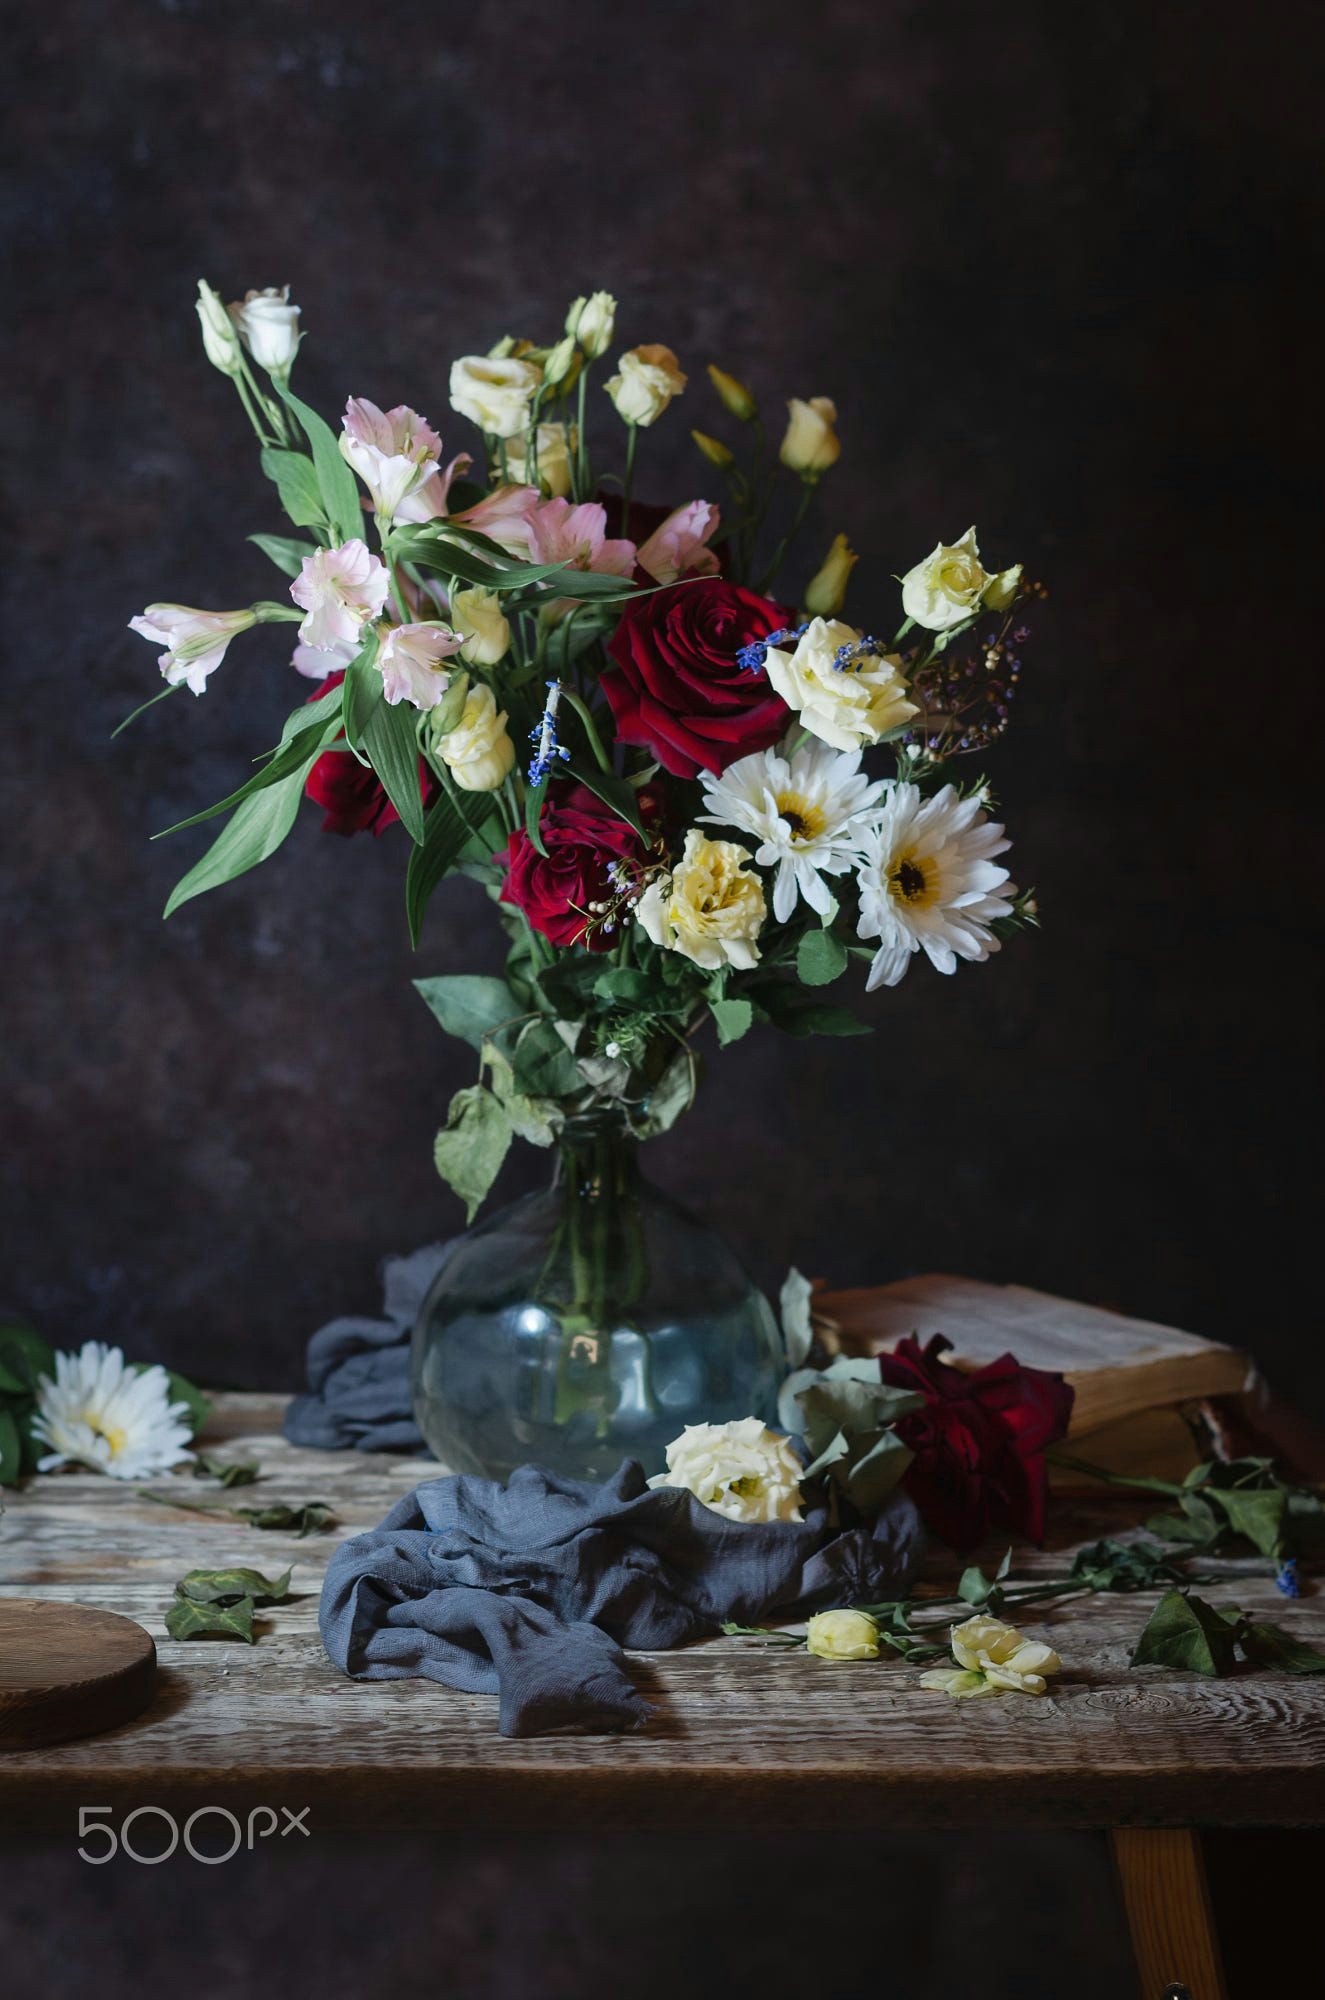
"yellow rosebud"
802,533,858,619
436,682,515,792
805,1609,880,1661
706,363,758,423
451,586,511,667
691,429,736,471
780,396,841,477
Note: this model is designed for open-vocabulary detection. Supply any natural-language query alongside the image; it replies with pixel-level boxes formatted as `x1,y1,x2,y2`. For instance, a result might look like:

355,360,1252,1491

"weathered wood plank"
2,1396,1323,1832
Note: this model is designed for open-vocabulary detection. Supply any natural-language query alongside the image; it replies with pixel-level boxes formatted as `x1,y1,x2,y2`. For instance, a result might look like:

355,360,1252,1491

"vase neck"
553,1114,638,1202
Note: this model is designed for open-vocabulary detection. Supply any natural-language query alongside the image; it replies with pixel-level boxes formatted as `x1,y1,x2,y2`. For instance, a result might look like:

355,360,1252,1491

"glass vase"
411,1111,784,1482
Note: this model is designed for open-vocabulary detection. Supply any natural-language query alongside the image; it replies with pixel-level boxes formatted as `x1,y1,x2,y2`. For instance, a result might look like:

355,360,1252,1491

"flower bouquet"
128,282,1039,1480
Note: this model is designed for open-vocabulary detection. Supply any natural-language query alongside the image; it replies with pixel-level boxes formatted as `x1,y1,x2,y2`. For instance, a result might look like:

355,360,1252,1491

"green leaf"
629,1045,697,1139
362,697,425,845
233,1501,335,1536
1237,1621,1325,1674
1205,1484,1287,1558
757,986,870,1038
248,532,316,578
510,1018,583,1098
797,929,849,987
0,1323,55,1399
191,1453,260,1488
275,384,363,546
405,785,496,947
1130,1589,1240,1676
843,1428,913,1512
163,768,309,918
710,997,754,1047
153,707,341,837
563,761,645,837
159,1368,211,1438
1145,1497,1222,1547
592,967,657,1008
175,1566,292,1606
260,448,326,531
415,974,521,1049
433,1085,513,1222
342,627,383,749
524,769,550,858
165,1594,257,1643
0,1407,21,1486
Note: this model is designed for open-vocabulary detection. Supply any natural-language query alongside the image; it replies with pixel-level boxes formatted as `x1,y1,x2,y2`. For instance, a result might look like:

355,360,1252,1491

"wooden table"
3,1393,1323,1996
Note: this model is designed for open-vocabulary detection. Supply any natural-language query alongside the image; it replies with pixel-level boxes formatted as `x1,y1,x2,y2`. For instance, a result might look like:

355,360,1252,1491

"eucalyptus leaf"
164,768,310,917
415,974,521,1049
433,1085,513,1222
175,1566,292,1606
165,1594,257,1644
844,1428,913,1512
260,448,326,531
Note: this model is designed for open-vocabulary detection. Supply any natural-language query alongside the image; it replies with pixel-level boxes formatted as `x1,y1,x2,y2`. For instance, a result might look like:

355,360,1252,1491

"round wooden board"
0,1600,157,1750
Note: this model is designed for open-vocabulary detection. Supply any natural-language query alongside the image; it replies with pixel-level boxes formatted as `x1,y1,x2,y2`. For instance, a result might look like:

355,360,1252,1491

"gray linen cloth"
320,1461,924,1736
283,1243,453,1454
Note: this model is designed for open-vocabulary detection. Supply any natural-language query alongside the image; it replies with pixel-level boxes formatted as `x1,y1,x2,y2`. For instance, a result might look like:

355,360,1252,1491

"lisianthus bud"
605,345,687,427
691,429,735,470
780,397,841,477
437,683,516,792
983,561,1024,612
542,333,577,388
803,533,858,618
565,291,617,359
228,286,302,379
706,363,758,423
805,1610,880,1661
196,279,243,378
452,586,511,666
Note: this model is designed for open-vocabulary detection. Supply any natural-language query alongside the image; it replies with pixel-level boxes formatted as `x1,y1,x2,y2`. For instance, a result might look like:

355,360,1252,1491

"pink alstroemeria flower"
339,399,446,523
127,604,256,695
636,499,722,585
525,498,635,579
289,539,391,652
451,483,542,556
377,622,466,711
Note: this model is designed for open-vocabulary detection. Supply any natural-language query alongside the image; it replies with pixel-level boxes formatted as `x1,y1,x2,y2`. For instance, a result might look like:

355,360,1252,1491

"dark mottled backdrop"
2,1,1320,1990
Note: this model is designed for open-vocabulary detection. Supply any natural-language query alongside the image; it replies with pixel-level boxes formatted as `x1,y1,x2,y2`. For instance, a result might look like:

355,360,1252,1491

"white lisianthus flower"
899,527,1021,632
779,396,840,476
32,1343,194,1480
918,1615,1062,1699
196,279,243,377
227,286,302,377
648,1418,804,1524
451,586,511,666
699,738,885,922
289,539,390,652
503,422,575,498
637,830,766,970
605,344,687,426
763,617,918,752
805,1609,881,1660
435,682,516,792
376,621,465,711
855,782,1015,989
565,290,617,358
128,604,257,695
339,398,443,523
449,355,542,438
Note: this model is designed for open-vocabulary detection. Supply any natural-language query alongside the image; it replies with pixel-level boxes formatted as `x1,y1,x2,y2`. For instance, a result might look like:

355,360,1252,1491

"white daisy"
32,1342,195,1479
699,738,886,922
856,782,1015,989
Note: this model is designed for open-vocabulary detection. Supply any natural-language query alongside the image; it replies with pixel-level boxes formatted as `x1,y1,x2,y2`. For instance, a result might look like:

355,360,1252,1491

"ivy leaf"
433,1085,513,1222
191,1453,260,1488
163,768,309,918
710,997,753,1046
1130,1589,1240,1677
1070,1539,1192,1591
259,448,326,532
233,1501,335,1536
1145,1495,1222,1547
415,974,521,1050
176,1566,292,1606
1204,1484,1287,1559
248,532,317,578
1236,1621,1325,1674
165,1594,257,1644
797,929,849,987
510,1018,583,1098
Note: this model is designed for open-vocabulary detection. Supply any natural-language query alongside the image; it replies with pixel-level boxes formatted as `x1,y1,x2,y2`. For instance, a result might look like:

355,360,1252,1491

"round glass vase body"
412,1113,784,1482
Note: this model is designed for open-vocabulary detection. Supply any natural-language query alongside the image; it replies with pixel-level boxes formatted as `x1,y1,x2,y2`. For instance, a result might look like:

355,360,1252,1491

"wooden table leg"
1110,1829,1228,2000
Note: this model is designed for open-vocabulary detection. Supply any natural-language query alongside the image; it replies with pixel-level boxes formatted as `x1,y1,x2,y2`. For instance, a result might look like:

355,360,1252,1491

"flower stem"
756,479,815,597
559,687,612,772
621,422,638,538
575,366,590,498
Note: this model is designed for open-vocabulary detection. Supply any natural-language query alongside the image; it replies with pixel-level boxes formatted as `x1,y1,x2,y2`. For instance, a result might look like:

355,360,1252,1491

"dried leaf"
192,1453,261,1488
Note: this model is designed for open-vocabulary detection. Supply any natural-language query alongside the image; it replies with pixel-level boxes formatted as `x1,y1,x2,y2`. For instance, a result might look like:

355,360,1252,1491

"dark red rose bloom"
302,670,436,838
497,781,650,951
878,1334,1075,1550
602,577,793,778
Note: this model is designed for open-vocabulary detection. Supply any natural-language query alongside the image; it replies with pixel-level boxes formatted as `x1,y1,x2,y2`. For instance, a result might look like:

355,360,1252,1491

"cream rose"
919,1614,1063,1699
449,355,542,438
805,1609,880,1661
763,617,918,752
451,586,511,667
900,527,1020,631
779,397,840,475
605,344,687,427
435,682,515,792
228,286,302,377
636,830,765,971
648,1418,804,1524
565,290,617,359
504,422,574,498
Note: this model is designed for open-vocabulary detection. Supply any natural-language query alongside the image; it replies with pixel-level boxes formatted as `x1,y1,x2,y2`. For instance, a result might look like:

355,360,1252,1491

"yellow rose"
503,422,575,498
919,1614,1062,1699
435,682,515,792
449,354,542,438
779,396,840,476
900,527,1019,631
605,344,687,427
802,533,858,619
636,830,765,970
451,586,511,667
805,1609,880,1661
763,616,917,753
565,290,617,359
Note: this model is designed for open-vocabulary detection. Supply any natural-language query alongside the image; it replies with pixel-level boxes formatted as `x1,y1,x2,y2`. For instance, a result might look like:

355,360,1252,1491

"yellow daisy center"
85,1414,128,1458
888,851,937,907
775,791,825,844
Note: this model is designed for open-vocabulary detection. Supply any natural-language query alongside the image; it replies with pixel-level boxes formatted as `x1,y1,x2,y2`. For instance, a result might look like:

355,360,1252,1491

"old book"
813,1274,1253,1439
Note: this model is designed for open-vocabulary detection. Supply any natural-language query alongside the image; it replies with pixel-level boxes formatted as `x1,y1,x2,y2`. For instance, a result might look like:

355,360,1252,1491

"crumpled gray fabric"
283,1243,453,1454
320,1460,924,1737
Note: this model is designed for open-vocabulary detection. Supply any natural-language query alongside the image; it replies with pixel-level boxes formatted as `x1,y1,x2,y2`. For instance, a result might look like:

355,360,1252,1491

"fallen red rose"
878,1333,1074,1549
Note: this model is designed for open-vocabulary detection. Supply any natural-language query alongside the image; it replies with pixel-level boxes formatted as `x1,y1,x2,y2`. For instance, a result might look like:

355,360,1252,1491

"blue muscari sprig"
833,633,883,671
527,679,572,786
1276,1558,1301,1598
737,622,809,675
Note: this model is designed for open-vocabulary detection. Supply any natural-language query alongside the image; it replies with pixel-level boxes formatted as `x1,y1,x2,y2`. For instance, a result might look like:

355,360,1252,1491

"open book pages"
812,1274,1253,1437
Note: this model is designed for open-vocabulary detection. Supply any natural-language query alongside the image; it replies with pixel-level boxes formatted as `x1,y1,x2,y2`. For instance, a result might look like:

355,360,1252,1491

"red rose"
602,577,792,778
302,670,435,838
878,1334,1075,1550
497,782,648,951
